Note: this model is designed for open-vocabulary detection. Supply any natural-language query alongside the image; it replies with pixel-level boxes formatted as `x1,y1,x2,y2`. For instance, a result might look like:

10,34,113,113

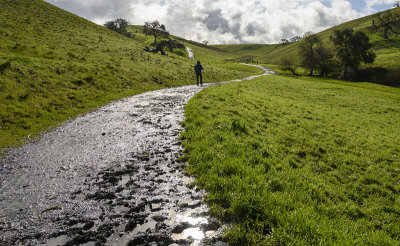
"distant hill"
0,0,260,150
214,7,400,85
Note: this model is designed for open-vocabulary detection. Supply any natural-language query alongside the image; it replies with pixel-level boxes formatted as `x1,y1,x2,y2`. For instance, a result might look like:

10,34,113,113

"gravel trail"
0,65,275,246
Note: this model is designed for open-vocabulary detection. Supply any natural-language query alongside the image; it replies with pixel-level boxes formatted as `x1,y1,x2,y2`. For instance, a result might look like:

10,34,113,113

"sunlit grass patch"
182,75,400,245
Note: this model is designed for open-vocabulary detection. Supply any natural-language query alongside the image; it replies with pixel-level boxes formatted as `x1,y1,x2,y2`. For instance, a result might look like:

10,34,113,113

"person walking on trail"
194,61,204,86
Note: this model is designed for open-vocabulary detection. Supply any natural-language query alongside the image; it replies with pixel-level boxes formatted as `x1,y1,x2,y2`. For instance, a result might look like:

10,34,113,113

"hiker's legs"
196,74,200,86
199,74,203,85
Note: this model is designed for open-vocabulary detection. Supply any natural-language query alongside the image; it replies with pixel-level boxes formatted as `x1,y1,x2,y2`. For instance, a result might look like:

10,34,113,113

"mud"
0,65,275,245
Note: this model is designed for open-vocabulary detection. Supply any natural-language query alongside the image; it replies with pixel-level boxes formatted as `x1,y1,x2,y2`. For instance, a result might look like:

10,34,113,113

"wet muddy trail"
0,65,275,246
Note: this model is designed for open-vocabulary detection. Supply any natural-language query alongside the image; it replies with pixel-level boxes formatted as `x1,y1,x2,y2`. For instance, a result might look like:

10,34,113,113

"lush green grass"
0,0,260,151
213,8,400,85
182,75,400,245
129,25,265,82
211,44,280,64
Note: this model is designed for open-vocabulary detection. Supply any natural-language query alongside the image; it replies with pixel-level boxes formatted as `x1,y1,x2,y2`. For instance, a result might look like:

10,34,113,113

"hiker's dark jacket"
194,64,204,75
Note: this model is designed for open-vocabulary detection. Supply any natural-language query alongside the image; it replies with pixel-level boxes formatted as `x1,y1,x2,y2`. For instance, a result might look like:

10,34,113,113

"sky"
44,0,396,44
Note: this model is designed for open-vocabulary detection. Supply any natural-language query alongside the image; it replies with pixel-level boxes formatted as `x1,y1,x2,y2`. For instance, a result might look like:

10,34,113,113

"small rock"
83,221,95,231
86,191,116,200
200,218,221,231
126,202,145,214
97,224,114,238
155,222,168,231
187,200,202,209
124,220,137,232
171,222,192,234
152,215,168,222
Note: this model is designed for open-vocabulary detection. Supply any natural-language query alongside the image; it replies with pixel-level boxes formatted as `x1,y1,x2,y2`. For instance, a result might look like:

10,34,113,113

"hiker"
194,61,204,86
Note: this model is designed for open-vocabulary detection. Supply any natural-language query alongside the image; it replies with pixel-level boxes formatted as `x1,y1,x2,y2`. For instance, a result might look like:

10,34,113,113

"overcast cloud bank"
46,0,394,44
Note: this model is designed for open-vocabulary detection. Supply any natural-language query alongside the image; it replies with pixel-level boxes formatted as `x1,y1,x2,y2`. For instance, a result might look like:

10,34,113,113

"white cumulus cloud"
363,0,396,13
44,0,391,44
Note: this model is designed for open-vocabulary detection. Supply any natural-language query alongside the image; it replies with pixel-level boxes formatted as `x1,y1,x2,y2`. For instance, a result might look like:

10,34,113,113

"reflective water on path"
0,65,275,245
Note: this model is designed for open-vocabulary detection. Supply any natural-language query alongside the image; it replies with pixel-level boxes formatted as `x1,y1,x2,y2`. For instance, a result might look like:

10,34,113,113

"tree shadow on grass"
354,67,400,87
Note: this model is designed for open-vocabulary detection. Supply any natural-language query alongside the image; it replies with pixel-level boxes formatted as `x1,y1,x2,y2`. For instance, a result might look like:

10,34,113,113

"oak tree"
104,18,129,36
143,21,169,43
375,10,400,39
299,31,321,76
331,29,375,78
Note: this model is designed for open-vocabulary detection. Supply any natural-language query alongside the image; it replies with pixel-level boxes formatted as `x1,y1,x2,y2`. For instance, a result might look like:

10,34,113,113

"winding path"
0,64,275,246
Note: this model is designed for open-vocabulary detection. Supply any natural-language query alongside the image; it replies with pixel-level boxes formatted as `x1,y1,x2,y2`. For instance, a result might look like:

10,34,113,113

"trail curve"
0,64,275,245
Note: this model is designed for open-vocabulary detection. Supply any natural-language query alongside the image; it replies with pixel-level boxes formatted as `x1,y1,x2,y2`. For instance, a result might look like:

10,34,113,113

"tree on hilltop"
331,28,375,79
143,21,169,43
290,36,302,43
394,1,400,7
280,39,289,45
104,18,130,36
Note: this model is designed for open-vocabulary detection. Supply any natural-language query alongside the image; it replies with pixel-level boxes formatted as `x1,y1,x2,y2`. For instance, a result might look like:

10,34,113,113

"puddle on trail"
0,65,274,245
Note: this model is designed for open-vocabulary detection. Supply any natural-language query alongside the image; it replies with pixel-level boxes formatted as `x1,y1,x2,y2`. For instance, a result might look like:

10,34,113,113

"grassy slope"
182,75,400,245
213,7,400,84
128,25,265,81
0,0,260,150
182,40,266,79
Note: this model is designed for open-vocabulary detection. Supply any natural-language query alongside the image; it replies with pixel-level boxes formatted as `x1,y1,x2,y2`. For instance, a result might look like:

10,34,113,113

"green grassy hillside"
214,7,400,85
0,0,260,150
128,25,264,80
182,75,400,245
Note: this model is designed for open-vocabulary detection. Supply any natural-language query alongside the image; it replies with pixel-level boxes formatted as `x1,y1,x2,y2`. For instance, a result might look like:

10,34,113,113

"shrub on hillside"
280,57,297,75
104,18,131,37
331,28,376,79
